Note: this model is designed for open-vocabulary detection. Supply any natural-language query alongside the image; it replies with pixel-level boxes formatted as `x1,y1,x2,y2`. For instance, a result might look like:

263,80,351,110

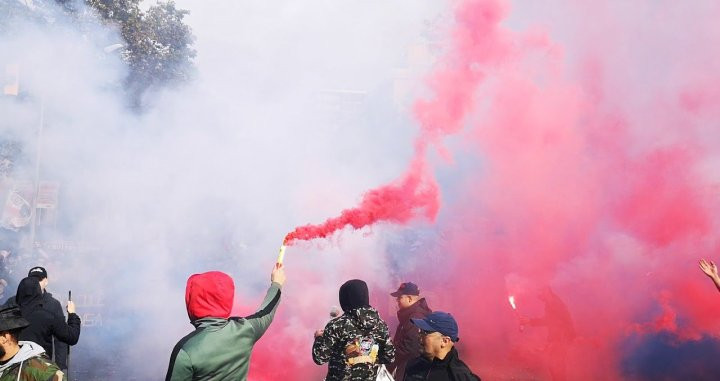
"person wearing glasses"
404,312,481,381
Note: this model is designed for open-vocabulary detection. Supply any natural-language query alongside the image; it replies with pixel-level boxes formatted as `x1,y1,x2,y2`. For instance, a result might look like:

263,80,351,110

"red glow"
257,0,720,379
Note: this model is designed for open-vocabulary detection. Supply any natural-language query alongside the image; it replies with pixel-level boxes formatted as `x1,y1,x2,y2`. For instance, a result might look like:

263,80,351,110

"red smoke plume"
283,156,439,245
255,0,720,379
283,1,508,247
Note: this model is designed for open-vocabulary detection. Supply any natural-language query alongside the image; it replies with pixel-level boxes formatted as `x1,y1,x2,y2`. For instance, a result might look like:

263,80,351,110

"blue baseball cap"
411,311,459,342
390,282,420,297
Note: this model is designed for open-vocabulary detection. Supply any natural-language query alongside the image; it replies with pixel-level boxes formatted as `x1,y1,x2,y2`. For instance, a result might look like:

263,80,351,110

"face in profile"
0,331,12,358
420,330,450,359
396,295,412,310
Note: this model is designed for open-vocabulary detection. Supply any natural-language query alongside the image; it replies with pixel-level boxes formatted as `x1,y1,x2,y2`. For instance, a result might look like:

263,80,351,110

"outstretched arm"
700,259,720,293
247,263,285,340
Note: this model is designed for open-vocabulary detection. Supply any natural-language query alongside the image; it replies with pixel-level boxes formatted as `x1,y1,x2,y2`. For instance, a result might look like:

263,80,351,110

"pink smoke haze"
253,0,720,380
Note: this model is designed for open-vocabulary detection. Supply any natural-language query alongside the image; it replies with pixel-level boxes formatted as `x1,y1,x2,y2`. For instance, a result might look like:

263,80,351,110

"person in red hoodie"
165,262,285,381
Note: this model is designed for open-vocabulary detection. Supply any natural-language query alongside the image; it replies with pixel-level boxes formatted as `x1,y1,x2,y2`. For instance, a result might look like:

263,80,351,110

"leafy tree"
86,0,196,107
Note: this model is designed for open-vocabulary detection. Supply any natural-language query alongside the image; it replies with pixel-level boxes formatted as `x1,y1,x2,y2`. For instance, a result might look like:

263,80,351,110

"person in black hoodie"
2,266,71,370
15,277,80,362
404,312,480,381
312,279,395,381
388,282,432,381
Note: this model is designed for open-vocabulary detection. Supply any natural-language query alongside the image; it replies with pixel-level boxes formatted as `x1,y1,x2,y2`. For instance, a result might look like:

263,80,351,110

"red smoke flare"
283,156,439,245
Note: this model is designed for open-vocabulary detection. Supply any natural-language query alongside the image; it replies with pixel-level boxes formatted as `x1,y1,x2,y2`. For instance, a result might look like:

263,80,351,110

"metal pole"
67,290,71,380
28,95,43,250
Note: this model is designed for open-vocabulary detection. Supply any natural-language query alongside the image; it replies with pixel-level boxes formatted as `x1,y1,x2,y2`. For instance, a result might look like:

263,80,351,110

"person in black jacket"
312,279,395,381
388,282,432,381
404,312,481,381
3,267,71,370
14,277,80,363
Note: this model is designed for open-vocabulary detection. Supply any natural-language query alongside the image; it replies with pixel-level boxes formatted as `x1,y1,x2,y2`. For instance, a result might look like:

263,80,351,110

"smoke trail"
284,1,510,247
283,156,438,245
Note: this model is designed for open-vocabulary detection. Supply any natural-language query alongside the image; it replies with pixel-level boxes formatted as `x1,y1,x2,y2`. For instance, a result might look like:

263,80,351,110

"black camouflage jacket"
312,306,395,381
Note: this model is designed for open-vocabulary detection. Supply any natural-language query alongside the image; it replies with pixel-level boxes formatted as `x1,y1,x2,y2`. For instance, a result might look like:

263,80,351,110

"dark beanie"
339,279,370,312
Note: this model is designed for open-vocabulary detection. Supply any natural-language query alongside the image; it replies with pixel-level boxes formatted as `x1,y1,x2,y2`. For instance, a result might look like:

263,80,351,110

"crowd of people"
6,257,720,380
0,257,482,381
0,266,79,380
164,260,480,381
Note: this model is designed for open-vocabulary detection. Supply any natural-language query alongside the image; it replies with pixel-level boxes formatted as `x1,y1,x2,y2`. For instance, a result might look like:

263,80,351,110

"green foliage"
87,0,196,105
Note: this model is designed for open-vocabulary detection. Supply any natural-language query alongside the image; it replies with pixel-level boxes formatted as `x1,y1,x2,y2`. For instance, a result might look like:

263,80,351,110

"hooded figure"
166,267,284,381
1,266,71,370
312,279,396,381
15,277,80,361
339,279,370,312
184,271,234,321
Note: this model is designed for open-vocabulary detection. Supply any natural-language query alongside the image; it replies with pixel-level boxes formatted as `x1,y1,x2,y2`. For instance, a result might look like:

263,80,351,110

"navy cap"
390,282,420,297
411,311,459,342
28,266,48,280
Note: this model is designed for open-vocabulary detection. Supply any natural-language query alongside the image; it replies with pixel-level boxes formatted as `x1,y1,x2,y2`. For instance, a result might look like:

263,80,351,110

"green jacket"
165,281,282,381
0,341,63,381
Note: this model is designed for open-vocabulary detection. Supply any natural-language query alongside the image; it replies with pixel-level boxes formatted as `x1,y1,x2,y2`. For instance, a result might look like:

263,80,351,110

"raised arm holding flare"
165,261,285,381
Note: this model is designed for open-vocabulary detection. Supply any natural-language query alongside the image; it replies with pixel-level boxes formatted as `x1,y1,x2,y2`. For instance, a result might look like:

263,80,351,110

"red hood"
185,271,235,321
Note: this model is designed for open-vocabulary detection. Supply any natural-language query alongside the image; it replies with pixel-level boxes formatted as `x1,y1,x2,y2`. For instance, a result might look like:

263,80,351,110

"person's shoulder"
324,314,349,331
42,292,62,305
1,295,17,308
171,327,209,357
404,356,430,375
364,308,389,329
23,355,61,373
359,306,386,322
408,309,430,320
40,293,63,313
450,356,481,380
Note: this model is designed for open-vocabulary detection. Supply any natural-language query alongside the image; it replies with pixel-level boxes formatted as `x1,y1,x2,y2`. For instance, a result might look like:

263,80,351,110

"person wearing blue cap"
404,312,481,381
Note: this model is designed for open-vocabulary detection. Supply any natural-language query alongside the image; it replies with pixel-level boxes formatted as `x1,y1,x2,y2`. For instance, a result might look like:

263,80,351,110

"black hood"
339,279,370,312
16,277,43,312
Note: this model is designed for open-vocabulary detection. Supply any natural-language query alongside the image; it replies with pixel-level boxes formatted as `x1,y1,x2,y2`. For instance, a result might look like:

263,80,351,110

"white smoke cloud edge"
1,0,446,378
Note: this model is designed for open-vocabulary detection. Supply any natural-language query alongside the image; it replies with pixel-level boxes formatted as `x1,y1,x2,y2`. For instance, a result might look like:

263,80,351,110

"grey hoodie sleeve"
246,282,282,340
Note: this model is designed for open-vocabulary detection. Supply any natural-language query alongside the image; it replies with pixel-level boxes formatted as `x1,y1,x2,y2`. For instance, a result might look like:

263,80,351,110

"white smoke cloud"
2,0,445,378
